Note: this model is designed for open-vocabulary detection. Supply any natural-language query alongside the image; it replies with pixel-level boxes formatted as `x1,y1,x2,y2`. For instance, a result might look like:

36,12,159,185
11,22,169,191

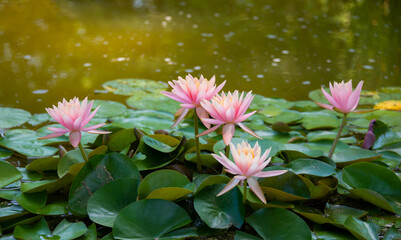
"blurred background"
0,0,400,113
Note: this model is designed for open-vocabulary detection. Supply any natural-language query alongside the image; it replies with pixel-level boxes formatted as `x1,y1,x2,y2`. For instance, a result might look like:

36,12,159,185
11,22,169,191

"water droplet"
32,89,48,94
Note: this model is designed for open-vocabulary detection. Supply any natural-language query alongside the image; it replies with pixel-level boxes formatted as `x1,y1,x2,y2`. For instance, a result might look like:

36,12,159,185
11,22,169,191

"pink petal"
73,116,83,130
237,122,261,139
196,124,221,137
321,87,341,110
315,101,334,111
201,118,225,125
253,170,288,178
69,131,81,148
212,153,241,174
161,91,188,104
47,127,70,133
82,123,107,131
38,132,68,140
81,105,100,127
87,130,111,134
347,80,364,112
216,177,241,197
222,124,235,145
247,177,266,204
225,107,236,123
171,108,190,128
196,107,210,128
235,111,256,123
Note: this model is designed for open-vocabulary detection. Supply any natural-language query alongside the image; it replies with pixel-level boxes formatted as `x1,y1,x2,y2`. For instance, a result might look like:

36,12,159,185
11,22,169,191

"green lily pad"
102,78,168,96
28,113,52,126
288,159,336,177
259,171,310,201
92,100,127,118
344,216,379,240
0,129,58,158
313,224,357,240
135,135,184,170
138,170,194,201
332,149,381,168
20,174,73,193
193,174,230,194
0,205,27,221
77,223,97,240
0,107,32,129
0,161,22,188
343,162,401,214
87,178,139,227
383,226,401,240
111,115,173,132
194,184,245,229
52,219,87,240
246,207,312,240
15,191,67,215
234,231,262,240
108,128,137,151
126,92,180,113
264,110,302,125
26,156,59,172
13,218,51,240
301,112,340,130
112,199,191,239
0,147,13,160
373,130,401,149
57,148,91,178
69,153,141,215
292,100,321,112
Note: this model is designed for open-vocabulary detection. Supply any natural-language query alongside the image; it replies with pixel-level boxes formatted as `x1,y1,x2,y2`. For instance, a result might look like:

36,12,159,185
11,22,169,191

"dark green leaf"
0,107,31,129
0,161,22,188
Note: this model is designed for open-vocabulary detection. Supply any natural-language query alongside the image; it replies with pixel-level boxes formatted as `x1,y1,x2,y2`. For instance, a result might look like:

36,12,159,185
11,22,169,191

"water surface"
0,0,400,113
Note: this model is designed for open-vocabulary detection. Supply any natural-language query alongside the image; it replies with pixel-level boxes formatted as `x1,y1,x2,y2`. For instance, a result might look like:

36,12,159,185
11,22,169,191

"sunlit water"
0,0,400,113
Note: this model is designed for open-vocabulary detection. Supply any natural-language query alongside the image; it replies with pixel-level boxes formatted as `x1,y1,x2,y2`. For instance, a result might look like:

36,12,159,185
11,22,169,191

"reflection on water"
0,0,400,113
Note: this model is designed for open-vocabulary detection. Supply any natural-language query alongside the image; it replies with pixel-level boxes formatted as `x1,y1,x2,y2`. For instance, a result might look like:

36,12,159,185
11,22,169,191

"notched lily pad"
103,78,168,95
0,107,32,129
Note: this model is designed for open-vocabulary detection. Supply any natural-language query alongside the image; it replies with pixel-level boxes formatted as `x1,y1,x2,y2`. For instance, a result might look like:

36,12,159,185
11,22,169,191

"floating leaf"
0,147,13,160
344,216,379,240
108,128,137,151
0,205,27,221
88,178,139,227
20,174,73,193
52,219,87,240
77,223,97,240
113,199,191,239
193,174,230,194
69,153,141,215
138,170,194,201
26,156,59,172
57,148,91,178
246,208,312,240
264,110,302,125
234,231,262,240
0,161,22,188
28,113,52,126
332,149,381,168
194,184,245,229
126,92,180,113
301,112,340,130
288,159,336,177
343,162,401,214
0,129,58,158
15,191,67,215
102,78,168,96
0,107,31,129
259,171,310,201
13,218,50,240
92,100,127,118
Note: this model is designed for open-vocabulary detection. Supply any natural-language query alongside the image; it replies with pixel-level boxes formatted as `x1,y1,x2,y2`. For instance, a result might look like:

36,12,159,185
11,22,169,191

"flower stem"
243,179,248,205
225,144,230,158
328,114,347,158
193,111,202,173
78,142,89,163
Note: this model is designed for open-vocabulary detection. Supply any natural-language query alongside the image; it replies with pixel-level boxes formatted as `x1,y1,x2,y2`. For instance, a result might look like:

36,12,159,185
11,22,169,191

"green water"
0,0,400,113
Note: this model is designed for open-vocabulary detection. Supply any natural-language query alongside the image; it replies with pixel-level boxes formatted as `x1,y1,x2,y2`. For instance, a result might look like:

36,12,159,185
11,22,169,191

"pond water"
0,0,400,113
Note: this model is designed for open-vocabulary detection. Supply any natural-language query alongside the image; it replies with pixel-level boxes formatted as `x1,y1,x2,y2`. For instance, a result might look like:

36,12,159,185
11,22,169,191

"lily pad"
13,218,51,240
0,107,31,129
26,156,60,172
264,110,302,125
112,199,191,239
126,92,180,113
193,174,230,194
344,216,380,240
107,128,137,151
138,170,194,201
259,171,310,201
92,100,127,118
0,161,22,188
20,174,73,193
69,153,141,215
301,112,340,130
0,205,27,221
194,184,245,229
52,219,87,240
0,129,58,158
288,159,336,177
57,148,91,178
102,78,168,96
332,149,381,168
246,207,312,240
0,147,13,160
343,162,401,214
87,178,139,227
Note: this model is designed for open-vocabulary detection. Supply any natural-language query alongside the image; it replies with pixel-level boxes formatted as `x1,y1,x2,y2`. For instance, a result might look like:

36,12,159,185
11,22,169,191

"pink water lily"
212,141,287,204
198,90,261,145
160,74,225,128
316,80,364,114
39,97,110,148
